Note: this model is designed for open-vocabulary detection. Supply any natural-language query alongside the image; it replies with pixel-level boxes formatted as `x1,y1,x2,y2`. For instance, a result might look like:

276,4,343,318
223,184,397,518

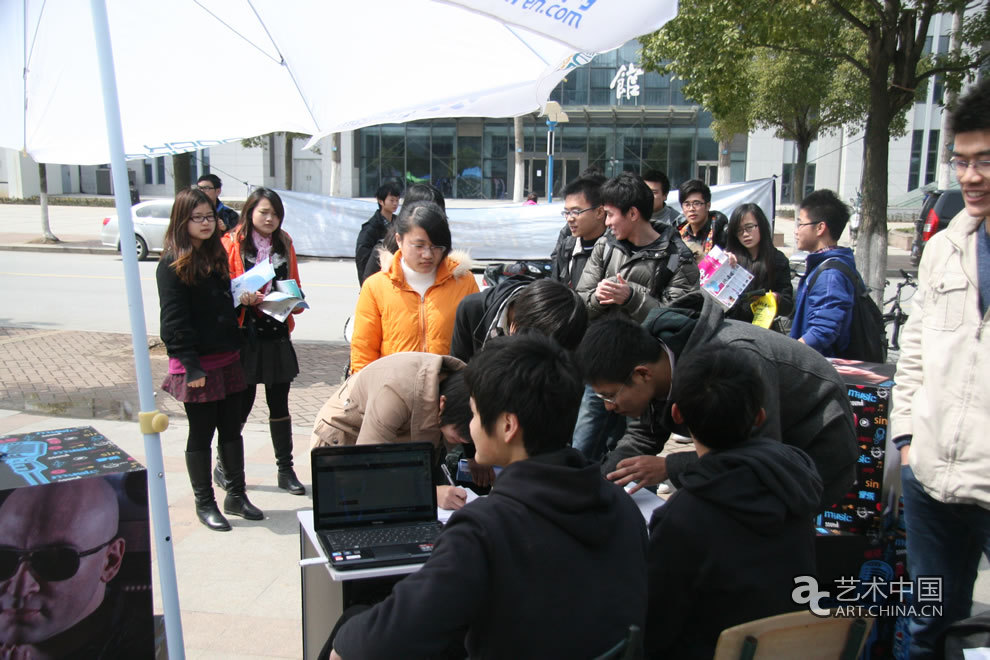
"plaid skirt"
161,360,247,404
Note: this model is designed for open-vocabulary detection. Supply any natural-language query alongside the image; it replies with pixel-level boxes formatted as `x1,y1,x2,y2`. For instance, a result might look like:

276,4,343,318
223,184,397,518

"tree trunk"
513,116,525,202
856,92,891,305
935,9,964,190
717,139,732,185
329,132,341,196
172,153,193,194
284,133,293,190
793,140,809,206
38,163,58,242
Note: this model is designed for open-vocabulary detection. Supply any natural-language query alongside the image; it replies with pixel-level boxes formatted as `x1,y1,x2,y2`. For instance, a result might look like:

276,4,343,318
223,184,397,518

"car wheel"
135,235,149,261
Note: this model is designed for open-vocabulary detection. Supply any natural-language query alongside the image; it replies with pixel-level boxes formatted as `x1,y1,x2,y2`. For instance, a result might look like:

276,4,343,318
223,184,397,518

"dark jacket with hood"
333,448,649,660
645,438,822,660
449,276,531,362
575,223,699,322
603,293,857,507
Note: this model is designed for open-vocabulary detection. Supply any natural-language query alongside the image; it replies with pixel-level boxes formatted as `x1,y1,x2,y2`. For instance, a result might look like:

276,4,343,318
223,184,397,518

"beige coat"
311,352,465,448
891,211,990,507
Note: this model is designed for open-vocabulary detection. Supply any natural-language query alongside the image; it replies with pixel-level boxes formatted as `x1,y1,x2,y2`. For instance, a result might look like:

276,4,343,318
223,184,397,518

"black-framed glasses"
196,184,216,192
681,200,708,209
736,223,760,236
949,157,990,177
0,539,115,582
796,220,823,228
561,206,600,219
189,213,217,224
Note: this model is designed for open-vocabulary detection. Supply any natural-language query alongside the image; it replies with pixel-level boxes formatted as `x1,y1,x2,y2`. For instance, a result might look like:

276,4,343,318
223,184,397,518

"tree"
38,163,58,243
172,152,193,194
643,0,990,299
639,4,857,205
241,132,311,189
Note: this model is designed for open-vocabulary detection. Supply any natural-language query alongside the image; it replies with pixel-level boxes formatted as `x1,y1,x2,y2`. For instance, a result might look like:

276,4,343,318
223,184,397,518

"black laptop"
311,443,444,571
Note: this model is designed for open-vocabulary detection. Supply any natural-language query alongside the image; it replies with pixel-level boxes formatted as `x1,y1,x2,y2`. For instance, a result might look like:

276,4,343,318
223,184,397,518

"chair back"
713,610,873,660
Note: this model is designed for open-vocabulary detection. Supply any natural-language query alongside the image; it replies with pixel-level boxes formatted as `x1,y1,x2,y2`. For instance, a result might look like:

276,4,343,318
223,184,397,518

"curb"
0,243,117,255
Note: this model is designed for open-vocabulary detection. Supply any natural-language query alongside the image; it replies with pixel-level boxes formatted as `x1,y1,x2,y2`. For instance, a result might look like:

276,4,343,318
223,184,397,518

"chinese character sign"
610,64,645,102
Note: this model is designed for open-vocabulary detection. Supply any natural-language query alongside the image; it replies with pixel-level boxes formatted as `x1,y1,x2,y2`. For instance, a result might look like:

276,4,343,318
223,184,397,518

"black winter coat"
333,448,649,660
603,293,857,508
449,277,530,362
549,223,601,289
157,253,241,382
724,247,794,323
645,438,821,659
355,209,390,284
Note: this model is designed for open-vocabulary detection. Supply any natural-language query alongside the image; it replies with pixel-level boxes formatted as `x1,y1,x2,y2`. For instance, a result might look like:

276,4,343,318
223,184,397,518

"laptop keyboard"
327,522,443,549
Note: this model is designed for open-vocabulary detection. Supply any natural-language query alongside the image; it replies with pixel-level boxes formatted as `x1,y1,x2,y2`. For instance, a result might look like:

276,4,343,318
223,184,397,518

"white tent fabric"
0,0,678,165
282,178,777,260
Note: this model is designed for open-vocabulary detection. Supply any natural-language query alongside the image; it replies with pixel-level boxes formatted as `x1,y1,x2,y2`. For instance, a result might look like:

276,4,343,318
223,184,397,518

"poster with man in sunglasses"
0,474,153,658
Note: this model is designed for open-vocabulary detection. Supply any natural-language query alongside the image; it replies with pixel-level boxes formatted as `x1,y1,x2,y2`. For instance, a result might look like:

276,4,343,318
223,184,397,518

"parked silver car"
100,199,173,260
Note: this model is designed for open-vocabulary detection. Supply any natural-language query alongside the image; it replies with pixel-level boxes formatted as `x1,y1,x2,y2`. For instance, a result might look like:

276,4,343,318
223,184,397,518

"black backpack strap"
807,258,863,294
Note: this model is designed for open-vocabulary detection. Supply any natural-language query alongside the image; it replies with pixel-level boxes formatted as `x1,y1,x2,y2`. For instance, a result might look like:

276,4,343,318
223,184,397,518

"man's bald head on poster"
0,478,125,651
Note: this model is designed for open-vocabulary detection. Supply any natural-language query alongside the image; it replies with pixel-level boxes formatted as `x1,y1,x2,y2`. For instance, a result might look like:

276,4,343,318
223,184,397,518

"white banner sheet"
280,178,777,261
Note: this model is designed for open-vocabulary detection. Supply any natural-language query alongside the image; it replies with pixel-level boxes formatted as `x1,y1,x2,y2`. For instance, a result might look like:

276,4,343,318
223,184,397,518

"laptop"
311,443,444,571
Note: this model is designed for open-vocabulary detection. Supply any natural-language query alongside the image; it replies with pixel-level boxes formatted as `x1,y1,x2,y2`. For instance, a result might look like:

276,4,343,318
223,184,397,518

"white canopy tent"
0,1,678,656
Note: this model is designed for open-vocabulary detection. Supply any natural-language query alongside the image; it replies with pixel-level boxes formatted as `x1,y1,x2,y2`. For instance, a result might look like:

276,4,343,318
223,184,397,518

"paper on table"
230,260,276,305
624,482,665,522
437,488,483,523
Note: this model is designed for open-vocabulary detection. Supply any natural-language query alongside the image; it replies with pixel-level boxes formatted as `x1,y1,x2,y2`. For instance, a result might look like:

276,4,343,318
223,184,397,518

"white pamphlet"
697,246,754,310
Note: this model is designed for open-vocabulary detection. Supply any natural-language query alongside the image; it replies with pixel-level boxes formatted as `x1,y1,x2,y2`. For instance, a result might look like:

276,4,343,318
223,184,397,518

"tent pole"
88,0,185,657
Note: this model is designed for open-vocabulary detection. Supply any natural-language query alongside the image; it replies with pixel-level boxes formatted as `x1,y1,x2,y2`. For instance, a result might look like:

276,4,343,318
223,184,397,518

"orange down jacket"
350,248,478,374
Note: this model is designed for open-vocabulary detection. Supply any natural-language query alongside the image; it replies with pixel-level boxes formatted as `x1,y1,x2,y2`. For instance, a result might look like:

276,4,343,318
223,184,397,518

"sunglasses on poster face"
0,539,115,582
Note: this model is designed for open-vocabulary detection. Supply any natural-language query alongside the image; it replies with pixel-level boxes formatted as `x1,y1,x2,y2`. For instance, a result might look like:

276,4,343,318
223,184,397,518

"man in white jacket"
892,79,990,659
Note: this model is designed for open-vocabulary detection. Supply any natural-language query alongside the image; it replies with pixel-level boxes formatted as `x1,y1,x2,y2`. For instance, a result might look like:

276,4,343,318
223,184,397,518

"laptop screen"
312,443,437,529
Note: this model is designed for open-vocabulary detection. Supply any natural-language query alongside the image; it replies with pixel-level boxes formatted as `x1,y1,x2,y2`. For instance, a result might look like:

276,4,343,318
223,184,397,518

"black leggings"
240,381,292,424
183,390,243,452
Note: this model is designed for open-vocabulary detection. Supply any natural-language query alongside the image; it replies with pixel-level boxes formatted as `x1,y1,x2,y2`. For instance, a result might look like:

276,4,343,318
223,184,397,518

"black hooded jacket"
333,448,649,660
449,276,530,362
603,293,857,507
645,438,822,659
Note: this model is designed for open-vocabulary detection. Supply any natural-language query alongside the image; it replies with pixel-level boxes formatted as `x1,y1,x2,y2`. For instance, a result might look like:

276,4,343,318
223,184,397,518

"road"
0,251,361,342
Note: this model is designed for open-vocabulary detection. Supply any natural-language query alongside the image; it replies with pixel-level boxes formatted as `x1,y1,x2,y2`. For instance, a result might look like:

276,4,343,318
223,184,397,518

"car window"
135,206,152,218
935,190,964,220
150,202,173,219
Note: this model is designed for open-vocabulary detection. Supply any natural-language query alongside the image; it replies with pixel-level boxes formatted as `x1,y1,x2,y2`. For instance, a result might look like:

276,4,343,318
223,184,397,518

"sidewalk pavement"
0,328,351,659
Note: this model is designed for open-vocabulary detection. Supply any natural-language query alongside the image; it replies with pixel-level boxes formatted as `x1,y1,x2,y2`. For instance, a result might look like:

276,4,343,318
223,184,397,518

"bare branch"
827,0,872,34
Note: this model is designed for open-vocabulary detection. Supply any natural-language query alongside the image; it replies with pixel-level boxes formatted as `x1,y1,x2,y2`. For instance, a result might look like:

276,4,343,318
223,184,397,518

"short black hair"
678,178,711,204
576,317,662,385
376,182,402,203
464,335,582,456
439,371,472,443
799,189,850,241
562,176,606,207
580,165,604,178
951,79,990,135
641,169,671,196
404,183,446,210
670,344,764,451
197,173,222,189
599,172,653,222
510,280,588,350
394,201,452,256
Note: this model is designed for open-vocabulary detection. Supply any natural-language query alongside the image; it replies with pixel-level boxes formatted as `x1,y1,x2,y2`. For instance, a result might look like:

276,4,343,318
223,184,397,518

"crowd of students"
154,79,990,659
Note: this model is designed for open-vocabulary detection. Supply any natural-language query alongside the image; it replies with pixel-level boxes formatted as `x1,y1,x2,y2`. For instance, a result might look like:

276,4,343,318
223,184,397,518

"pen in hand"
440,463,456,486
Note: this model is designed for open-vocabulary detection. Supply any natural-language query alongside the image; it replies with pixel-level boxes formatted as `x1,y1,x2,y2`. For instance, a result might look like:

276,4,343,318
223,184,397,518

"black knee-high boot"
271,416,305,495
185,450,231,532
217,441,264,520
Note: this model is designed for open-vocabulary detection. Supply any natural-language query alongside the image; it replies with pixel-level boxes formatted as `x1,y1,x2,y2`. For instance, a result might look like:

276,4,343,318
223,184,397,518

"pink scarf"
253,232,274,295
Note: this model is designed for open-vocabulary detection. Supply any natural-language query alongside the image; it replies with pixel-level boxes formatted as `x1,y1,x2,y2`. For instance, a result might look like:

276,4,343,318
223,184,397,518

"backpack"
806,259,886,363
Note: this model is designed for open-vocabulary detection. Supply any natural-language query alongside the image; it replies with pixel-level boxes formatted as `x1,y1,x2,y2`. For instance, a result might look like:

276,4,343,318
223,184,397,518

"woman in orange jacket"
350,200,478,374
217,187,307,496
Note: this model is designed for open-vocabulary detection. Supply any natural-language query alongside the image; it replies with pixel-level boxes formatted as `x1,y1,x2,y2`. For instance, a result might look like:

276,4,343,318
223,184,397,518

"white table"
297,488,663,659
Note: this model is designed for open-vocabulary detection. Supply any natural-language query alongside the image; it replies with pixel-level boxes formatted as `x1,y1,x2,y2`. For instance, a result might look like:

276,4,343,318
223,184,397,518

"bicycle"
882,269,917,362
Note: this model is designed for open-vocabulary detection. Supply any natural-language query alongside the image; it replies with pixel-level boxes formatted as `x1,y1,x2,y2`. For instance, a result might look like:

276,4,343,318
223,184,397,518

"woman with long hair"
350,200,479,374
157,187,262,531
215,187,306,496
724,203,794,323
